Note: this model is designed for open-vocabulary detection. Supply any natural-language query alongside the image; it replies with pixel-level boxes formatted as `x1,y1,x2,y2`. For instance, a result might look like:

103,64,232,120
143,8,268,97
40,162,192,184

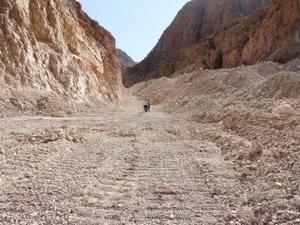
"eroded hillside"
131,60,300,223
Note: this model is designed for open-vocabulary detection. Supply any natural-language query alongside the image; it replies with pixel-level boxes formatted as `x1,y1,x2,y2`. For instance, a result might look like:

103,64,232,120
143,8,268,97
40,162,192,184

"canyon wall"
0,0,121,114
124,0,300,87
118,49,136,77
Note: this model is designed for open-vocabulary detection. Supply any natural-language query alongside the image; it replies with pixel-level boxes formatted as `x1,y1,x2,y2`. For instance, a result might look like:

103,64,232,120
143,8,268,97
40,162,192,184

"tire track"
0,104,245,224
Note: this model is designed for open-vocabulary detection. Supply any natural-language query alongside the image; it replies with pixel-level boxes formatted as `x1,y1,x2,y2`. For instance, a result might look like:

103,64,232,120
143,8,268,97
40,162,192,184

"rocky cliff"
0,0,121,114
118,49,136,77
124,0,300,87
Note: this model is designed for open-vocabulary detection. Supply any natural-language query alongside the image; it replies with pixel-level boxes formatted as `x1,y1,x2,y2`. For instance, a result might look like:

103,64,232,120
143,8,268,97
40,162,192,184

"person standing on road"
143,99,148,112
147,99,151,112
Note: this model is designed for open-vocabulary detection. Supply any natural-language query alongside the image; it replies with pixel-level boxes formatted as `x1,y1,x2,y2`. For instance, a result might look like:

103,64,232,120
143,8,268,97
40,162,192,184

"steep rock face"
117,49,136,77
0,0,121,113
124,0,266,87
124,0,300,87
211,0,300,68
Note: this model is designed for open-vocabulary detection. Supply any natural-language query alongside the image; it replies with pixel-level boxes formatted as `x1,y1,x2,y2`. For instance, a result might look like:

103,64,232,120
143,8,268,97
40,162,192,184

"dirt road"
0,98,252,225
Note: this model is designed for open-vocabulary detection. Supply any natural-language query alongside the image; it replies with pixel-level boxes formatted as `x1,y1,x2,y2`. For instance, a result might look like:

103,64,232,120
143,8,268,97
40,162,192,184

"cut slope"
0,0,121,115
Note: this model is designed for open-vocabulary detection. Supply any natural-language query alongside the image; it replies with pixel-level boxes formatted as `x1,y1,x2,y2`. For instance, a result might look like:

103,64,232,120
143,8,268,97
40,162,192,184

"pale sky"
78,0,190,62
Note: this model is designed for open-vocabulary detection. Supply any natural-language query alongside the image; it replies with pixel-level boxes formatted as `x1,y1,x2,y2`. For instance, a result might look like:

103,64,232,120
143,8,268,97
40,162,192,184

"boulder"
193,112,223,123
10,98,23,109
294,195,300,207
268,119,285,130
37,97,49,111
223,96,236,107
223,115,237,130
0,147,5,154
272,102,299,117
249,141,263,159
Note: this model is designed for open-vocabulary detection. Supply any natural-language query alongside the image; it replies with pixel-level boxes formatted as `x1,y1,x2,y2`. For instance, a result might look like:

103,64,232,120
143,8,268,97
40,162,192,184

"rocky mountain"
117,49,136,77
0,0,121,114
124,0,300,87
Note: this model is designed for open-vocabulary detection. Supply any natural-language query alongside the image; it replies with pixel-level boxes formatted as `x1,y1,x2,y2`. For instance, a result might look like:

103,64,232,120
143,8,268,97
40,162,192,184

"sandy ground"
0,96,259,225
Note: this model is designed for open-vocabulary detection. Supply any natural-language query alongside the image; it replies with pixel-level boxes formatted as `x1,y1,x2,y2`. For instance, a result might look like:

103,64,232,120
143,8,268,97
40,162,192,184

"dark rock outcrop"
117,49,136,77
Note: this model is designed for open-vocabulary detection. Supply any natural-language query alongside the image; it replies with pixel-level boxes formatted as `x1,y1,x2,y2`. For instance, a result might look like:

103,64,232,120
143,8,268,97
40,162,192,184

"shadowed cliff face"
118,49,136,77
124,0,300,87
0,0,121,113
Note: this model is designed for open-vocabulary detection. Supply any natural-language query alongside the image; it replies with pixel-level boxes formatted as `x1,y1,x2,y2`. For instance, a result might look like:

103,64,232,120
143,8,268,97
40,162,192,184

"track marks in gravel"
0,106,245,224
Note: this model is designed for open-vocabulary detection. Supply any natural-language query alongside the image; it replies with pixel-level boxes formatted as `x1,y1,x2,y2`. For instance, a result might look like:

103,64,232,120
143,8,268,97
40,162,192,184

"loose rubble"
132,60,300,224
